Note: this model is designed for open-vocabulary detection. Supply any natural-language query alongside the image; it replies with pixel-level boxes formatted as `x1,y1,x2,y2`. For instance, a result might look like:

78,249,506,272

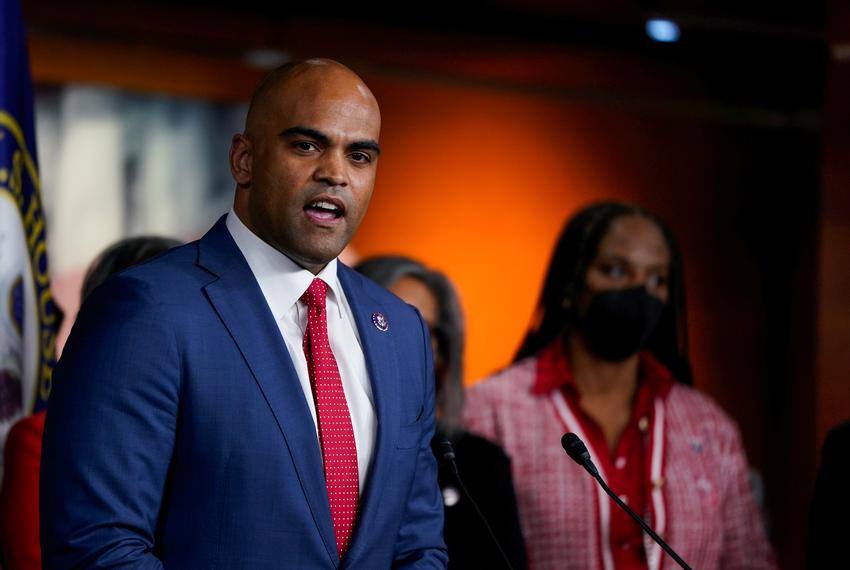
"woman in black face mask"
464,202,776,570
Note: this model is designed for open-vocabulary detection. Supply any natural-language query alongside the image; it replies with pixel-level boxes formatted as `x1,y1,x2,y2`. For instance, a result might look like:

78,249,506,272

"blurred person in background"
464,202,776,570
807,419,850,568
0,235,180,570
356,255,527,569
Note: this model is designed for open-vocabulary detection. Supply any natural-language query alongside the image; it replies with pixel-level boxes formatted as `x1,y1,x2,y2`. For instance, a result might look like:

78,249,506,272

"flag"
0,0,60,447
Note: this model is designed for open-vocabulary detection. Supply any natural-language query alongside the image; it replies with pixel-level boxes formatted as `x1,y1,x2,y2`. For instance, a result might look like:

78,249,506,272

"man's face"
232,67,381,272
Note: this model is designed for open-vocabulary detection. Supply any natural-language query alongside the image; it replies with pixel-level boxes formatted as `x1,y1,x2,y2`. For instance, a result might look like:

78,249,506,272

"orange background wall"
355,75,604,383
353,72,717,387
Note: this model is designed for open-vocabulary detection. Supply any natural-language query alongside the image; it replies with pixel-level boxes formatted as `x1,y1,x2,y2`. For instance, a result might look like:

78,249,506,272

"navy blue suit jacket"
40,218,448,569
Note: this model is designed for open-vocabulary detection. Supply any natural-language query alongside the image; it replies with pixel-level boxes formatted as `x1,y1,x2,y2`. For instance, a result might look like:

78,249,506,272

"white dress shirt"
226,210,376,491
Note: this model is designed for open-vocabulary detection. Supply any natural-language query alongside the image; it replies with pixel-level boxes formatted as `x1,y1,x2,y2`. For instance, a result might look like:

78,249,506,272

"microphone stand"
438,437,516,570
562,432,692,570
589,467,692,570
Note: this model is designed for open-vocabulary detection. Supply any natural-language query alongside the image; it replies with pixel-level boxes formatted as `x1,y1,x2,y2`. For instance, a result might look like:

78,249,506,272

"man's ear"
229,133,252,187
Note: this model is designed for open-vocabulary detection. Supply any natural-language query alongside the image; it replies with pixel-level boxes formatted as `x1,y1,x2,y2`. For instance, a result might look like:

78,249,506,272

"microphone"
561,432,693,570
436,436,458,474
437,436,516,570
561,432,598,476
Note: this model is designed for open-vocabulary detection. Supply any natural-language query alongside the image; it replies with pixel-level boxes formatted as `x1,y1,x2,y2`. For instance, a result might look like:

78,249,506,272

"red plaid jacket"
464,354,777,570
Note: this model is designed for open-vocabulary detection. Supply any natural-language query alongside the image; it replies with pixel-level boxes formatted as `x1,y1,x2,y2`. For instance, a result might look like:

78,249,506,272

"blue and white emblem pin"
372,312,389,332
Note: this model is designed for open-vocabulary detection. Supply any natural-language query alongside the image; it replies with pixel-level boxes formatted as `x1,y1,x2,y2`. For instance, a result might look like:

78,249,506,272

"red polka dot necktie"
300,278,359,559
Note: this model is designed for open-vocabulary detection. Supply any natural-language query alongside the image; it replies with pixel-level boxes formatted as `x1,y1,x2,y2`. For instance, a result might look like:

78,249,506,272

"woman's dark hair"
354,255,465,433
514,202,692,384
81,236,182,302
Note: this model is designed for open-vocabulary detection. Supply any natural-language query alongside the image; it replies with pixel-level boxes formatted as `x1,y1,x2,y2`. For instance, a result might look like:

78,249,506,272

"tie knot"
300,278,328,309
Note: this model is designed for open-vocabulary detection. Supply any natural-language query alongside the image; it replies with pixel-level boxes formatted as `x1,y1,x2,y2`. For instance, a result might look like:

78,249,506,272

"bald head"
245,59,380,137
229,57,382,273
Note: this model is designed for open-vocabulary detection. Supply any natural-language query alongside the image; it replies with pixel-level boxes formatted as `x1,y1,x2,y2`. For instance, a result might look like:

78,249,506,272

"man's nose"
313,151,348,187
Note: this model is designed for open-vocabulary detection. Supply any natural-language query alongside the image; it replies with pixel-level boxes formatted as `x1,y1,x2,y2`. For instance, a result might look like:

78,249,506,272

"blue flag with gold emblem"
0,0,60,443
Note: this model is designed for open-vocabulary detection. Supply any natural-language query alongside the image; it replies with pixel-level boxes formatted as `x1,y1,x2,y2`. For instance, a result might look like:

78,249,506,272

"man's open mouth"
304,199,345,222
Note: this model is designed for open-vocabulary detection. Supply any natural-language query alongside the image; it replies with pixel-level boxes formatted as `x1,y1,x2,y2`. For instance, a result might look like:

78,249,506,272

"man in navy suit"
40,59,448,569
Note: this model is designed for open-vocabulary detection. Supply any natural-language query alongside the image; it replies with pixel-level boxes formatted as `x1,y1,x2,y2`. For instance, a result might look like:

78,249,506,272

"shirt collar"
532,338,674,399
225,209,343,318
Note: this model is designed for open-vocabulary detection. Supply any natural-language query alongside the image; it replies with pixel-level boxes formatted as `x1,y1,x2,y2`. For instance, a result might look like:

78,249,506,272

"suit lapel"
337,265,402,565
196,218,338,566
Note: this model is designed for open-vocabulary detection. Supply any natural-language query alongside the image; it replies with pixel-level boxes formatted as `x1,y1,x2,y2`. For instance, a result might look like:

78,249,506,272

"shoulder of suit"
112,240,202,287
339,264,421,316
80,241,203,314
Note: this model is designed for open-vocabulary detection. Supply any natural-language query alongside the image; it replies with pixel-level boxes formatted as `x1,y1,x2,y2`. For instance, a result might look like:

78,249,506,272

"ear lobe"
229,134,252,186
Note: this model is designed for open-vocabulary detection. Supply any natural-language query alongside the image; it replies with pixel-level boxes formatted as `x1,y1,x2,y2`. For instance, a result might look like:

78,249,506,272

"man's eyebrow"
280,126,380,156
280,126,330,146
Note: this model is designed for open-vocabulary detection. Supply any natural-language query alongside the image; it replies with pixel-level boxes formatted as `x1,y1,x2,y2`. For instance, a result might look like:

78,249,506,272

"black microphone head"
561,432,591,465
437,436,456,463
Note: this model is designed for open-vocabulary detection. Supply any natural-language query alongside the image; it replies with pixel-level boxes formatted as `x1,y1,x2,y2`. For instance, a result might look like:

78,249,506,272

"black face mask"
575,286,664,362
